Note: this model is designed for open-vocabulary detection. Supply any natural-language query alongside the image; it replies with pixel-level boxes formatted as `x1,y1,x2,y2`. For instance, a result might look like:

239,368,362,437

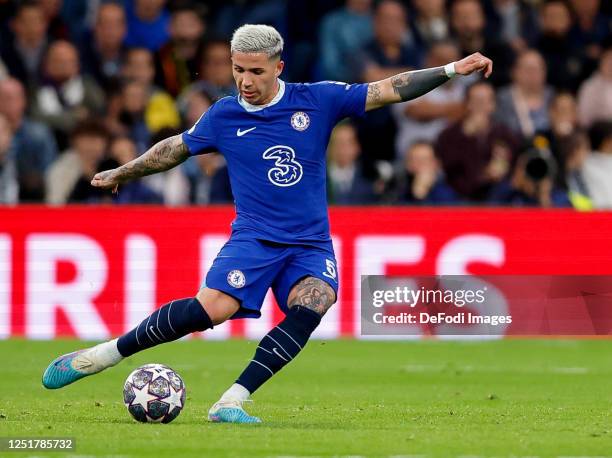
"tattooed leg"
287,276,336,316
230,277,333,400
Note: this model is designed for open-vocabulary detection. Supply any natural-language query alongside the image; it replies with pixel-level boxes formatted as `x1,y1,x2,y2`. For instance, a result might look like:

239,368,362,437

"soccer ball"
123,364,186,423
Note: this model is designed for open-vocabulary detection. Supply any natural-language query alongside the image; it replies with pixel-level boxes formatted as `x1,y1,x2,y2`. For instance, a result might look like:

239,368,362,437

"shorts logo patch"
290,111,310,131
227,270,246,288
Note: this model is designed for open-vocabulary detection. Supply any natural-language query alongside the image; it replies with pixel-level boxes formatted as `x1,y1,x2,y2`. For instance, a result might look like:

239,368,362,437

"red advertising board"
2,206,612,339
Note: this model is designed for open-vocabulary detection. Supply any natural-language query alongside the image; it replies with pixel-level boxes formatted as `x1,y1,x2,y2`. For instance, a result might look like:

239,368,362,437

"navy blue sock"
117,297,213,357
236,305,321,394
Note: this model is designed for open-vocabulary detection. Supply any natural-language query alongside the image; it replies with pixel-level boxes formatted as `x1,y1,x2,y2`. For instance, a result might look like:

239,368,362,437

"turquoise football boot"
42,350,93,389
42,340,121,389
208,399,262,424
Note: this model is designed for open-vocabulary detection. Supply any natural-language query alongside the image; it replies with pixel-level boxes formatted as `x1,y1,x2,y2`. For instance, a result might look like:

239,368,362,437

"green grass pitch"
0,339,611,457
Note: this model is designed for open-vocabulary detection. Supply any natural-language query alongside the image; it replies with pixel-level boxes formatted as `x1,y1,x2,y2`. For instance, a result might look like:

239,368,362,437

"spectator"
562,130,593,210
0,0,607,209
0,113,19,204
192,153,226,205
358,0,418,174
156,4,207,97
489,143,571,207
122,47,157,86
108,136,139,168
0,78,58,202
578,45,612,129
541,92,579,168
0,1,49,92
46,119,109,205
61,0,97,39
110,80,151,153
535,0,588,91
582,122,612,208
121,48,181,140
327,123,376,204
495,49,554,140
196,39,236,96
211,0,287,40
191,153,232,205
208,163,233,204
80,2,127,91
360,0,421,82
285,1,339,82
176,82,231,205
67,163,114,203
450,0,515,87
143,128,191,206
178,85,216,130
436,81,520,201
40,0,69,41
392,40,465,160
318,0,373,82
105,136,163,204
124,0,170,51
395,140,458,204
177,86,225,203
569,0,609,65
484,0,539,52
410,0,450,50
31,40,105,150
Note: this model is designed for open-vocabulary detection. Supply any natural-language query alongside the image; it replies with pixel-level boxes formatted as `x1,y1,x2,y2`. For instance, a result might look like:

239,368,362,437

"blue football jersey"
182,79,368,246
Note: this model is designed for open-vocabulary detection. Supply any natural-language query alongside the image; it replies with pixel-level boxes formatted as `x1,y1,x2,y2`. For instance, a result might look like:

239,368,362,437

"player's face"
231,52,284,105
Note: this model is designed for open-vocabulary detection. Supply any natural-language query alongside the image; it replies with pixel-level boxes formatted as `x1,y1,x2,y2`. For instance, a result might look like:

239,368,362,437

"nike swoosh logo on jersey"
237,127,256,137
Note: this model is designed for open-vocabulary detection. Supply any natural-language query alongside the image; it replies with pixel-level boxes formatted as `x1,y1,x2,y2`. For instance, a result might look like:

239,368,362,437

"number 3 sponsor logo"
262,145,303,187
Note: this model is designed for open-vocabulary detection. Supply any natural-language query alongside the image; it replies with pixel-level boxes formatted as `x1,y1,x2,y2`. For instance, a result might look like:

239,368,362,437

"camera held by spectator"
489,135,570,207
522,136,558,183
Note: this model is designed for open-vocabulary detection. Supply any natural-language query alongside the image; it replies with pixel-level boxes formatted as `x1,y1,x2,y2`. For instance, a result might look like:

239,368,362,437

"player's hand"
454,53,493,79
91,169,121,194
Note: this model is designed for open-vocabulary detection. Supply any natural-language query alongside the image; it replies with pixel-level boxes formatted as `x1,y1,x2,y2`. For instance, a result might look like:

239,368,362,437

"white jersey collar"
238,79,285,112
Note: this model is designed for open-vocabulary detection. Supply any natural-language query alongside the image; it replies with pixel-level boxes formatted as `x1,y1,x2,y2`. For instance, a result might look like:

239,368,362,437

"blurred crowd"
0,0,610,208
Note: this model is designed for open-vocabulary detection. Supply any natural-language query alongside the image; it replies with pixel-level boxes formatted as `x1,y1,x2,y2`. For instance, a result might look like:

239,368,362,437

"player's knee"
196,288,240,325
287,277,336,317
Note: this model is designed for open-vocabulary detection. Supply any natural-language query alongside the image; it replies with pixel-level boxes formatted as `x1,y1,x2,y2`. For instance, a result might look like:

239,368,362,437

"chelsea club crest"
227,270,246,288
291,112,310,131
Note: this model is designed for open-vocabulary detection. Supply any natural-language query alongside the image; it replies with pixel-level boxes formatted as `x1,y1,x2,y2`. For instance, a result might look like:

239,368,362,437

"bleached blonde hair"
230,24,284,59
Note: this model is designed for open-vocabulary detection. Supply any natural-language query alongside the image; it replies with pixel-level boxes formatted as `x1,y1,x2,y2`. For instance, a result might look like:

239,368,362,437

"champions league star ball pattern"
123,364,186,423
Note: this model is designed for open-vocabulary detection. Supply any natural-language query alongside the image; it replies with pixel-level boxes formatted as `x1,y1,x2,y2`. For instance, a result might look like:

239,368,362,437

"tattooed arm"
91,134,189,190
365,52,493,111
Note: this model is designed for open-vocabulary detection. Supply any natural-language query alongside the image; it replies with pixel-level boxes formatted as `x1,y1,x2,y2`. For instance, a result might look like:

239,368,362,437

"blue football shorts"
201,234,338,319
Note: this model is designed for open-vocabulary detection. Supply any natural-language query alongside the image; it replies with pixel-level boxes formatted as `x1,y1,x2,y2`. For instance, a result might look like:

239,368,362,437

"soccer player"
42,25,492,423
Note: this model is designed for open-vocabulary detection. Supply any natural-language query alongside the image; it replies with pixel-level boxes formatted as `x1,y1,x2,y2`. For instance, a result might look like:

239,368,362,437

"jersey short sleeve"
181,102,218,156
311,81,368,124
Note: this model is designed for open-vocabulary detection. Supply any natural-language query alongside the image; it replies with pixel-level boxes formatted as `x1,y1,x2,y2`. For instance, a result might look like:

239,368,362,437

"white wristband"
444,62,457,78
